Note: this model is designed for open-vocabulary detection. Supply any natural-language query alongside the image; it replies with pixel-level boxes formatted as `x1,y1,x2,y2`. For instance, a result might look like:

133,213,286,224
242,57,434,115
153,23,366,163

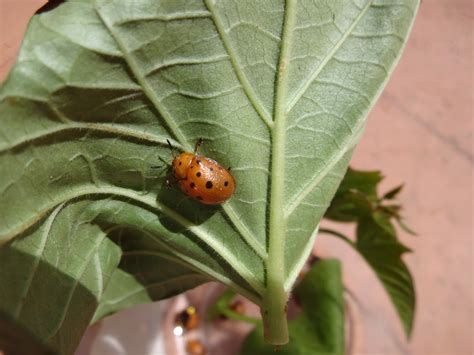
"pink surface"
1,1,472,354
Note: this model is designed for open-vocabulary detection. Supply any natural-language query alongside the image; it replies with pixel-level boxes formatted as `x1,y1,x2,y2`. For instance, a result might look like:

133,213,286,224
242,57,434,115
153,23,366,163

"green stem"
208,289,261,325
319,228,355,245
220,309,261,325
263,0,297,345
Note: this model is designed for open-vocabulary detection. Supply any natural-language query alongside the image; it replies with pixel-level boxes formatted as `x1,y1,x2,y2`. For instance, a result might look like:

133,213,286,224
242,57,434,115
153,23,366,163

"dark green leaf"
356,217,415,336
0,310,56,355
372,211,398,238
325,191,371,221
337,168,383,199
325,168,384,221
382,184,404,200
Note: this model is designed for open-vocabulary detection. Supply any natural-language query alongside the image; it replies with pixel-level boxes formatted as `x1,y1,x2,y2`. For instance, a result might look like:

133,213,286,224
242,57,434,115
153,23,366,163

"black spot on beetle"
206,181,213,189
224,181,229,187
196,172,201,177
210,167,214,171
179,161,182,165
190,165,194,169
196,159,201,164
190,182,195,188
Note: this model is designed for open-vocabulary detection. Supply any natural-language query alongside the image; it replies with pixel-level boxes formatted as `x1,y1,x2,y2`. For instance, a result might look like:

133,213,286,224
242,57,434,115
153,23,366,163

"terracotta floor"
1,1,472,354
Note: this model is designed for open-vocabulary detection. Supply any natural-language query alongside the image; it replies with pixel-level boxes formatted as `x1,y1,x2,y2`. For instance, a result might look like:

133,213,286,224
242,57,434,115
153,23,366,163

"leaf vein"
286,0,373,112
204,0,273,129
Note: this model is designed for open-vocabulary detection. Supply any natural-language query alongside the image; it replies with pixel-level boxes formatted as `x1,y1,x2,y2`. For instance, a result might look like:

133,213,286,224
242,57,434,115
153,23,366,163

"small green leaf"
242,259,344,355
395,217,418,236
382,184,404,200
372,210,398,238
337,168,383,199
325,167,383,221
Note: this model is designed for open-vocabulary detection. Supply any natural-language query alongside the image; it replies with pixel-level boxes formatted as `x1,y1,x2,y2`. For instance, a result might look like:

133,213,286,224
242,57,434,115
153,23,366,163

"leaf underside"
0,0,419,352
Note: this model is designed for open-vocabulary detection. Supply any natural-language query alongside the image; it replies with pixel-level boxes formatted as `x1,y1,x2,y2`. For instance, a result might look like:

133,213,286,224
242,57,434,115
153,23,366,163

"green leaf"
0,202,122,355
395,216,418,236
322,166,416,337
0,0,419,350
382,184,404,200
93,228,210,322
321,221,415,338
356,216,415,336
242,259,344,355
337,168,383,199
0,310,56,355
325,167,383,221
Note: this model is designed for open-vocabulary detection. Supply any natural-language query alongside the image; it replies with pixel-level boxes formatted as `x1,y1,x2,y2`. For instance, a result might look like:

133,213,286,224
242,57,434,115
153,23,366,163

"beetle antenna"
167,139,176,158
194,138,204,154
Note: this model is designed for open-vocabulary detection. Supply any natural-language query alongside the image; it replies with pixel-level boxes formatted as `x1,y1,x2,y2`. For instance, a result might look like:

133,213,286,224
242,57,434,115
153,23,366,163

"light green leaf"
0,0,419,351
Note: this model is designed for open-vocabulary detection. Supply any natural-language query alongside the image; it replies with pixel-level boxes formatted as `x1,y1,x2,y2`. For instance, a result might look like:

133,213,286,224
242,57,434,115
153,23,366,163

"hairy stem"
262,0,297,345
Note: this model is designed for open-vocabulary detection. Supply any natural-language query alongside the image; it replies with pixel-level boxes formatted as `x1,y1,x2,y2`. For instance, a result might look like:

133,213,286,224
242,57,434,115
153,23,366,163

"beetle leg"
194,138,204,153
152,156,170,169
159,156,170,165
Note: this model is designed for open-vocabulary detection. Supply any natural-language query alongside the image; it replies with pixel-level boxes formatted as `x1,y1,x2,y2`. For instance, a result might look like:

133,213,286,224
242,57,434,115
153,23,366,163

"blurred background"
1,0,472,354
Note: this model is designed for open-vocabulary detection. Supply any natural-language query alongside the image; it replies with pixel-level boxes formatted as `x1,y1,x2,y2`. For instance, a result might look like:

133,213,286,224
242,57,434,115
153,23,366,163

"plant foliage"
0,0,418,352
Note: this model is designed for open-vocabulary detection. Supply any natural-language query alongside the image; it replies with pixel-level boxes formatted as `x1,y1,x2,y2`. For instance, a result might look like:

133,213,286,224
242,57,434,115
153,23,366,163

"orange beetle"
169,139,236,205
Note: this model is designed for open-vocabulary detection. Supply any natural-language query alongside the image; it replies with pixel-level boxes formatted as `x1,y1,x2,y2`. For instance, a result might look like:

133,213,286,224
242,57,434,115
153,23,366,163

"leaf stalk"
262,0,297,345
